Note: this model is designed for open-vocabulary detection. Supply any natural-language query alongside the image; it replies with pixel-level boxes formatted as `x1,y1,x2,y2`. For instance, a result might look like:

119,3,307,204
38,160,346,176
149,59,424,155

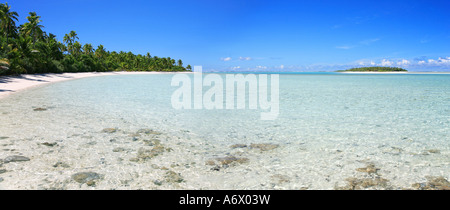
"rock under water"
3,155,31,163
102,128,118,133
71,172,103,186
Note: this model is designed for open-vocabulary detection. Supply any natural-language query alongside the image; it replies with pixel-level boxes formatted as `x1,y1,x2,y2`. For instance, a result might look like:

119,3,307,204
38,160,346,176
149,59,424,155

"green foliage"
0,58,9,74
20,12,44,44
0,2,19,43
0,3,191,75
338,67,408,72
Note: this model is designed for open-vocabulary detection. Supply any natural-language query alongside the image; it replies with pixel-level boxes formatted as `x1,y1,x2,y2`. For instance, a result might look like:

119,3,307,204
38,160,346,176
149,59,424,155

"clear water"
0,73,449,189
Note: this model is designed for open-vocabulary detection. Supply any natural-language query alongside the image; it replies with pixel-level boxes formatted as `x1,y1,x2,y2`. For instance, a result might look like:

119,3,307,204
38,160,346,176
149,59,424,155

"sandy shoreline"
0,71,191,100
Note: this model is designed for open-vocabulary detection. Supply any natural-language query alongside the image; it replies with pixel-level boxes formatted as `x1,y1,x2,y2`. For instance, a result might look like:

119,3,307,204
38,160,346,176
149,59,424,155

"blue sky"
10,0,450,71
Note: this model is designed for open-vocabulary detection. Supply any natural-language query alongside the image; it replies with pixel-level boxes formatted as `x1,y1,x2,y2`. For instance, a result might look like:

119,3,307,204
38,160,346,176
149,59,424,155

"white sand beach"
0,72,191,100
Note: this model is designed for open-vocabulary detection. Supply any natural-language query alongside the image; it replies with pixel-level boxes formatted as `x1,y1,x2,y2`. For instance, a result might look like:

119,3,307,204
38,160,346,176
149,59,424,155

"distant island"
337,67,408,72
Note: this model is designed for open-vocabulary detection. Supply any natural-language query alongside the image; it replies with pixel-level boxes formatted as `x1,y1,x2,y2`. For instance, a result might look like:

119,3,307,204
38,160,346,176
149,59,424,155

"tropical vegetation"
0,2,191,75
337,67,408,72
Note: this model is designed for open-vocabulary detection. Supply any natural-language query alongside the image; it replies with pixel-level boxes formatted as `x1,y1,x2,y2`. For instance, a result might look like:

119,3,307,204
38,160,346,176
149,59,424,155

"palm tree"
63,30,78,55
0,3,19,44
82,43,93,55
20,12,44,44
177,59,183,67
10,34,33,73
43,33,64,60
94,44,106,59
63,30,78,45
169,58,176,68
62,34,70,46
72,41,82,57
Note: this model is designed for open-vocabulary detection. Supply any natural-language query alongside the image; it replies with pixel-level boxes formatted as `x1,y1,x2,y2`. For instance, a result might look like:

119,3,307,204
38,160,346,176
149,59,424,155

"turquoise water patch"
0,73,448,189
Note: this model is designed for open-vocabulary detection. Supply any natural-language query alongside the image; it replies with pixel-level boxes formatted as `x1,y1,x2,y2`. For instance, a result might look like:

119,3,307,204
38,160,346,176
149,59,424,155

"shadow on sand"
0,73,77,84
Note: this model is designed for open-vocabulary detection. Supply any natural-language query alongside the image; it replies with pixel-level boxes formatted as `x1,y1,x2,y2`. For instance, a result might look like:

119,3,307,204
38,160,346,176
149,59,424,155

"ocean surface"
0,72,449,189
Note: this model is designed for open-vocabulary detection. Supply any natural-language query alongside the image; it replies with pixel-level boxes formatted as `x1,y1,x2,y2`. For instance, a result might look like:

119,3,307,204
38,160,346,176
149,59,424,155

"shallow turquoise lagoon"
0,73,448,189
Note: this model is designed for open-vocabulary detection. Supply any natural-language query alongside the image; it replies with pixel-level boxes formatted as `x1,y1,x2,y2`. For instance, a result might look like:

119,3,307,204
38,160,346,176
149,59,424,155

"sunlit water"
0,73,449,189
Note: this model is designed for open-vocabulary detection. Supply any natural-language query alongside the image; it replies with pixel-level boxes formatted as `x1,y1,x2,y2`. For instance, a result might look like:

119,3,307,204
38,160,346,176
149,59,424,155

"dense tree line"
339,67,408,72
0,3,191,75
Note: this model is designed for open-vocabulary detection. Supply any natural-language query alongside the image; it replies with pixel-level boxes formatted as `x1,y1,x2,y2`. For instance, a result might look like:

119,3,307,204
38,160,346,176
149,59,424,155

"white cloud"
239,57,252,61
397,59,410,66
438,57,450,64
380,59,394,66
417,57,450,67
273,64,285,69
336,45,354,50
255,65,267,70
355,59,377,66
231,66,241,70
423,57,450,65
221,57,232,61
